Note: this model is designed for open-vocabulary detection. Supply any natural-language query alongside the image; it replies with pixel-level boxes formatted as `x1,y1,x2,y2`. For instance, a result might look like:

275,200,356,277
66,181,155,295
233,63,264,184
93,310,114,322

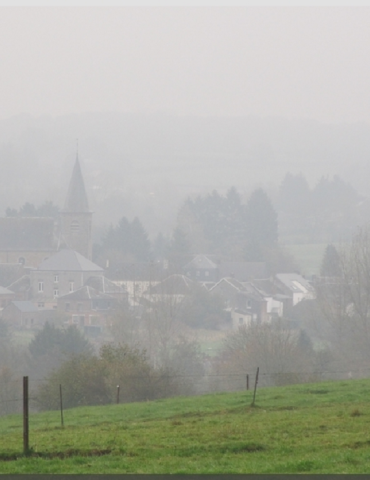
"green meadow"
284,243,329,276
1,378,370,473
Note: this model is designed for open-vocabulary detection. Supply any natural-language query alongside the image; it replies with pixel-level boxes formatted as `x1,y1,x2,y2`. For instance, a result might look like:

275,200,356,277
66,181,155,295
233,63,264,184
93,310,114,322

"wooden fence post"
59,384,64,428
116,385,120,404
251,367,259,407
23,376,29,454
246,374,249,390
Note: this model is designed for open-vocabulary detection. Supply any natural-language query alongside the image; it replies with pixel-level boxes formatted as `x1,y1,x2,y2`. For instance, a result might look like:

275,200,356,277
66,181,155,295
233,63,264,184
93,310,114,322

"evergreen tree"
29,323,92,359
130,217,151,261
100,216,151,262
152,232,169,261
278,173,311,215
244,188,278,261
320,244,342,277
170,227,191,255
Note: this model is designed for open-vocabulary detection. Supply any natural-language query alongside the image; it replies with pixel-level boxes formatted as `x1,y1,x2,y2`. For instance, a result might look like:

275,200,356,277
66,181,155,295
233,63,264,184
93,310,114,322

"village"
0,156,316,344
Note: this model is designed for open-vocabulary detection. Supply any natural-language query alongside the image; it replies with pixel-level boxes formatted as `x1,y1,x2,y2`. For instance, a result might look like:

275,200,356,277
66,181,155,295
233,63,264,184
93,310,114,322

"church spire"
63,148,90,213
59,147,93,259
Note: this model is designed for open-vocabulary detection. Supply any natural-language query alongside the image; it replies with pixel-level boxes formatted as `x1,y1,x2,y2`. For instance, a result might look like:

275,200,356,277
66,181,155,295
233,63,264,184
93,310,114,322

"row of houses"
0,248,315,333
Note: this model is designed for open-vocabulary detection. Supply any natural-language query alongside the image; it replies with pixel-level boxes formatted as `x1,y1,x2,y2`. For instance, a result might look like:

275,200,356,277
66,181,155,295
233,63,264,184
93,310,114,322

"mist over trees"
277,173,361,243
6,201,60,219
3,115,370,413
174,187,278,261
1,113,370,237
96,216,152,264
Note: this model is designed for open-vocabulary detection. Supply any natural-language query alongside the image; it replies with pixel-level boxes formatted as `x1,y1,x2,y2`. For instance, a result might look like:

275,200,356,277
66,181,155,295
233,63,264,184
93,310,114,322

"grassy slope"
1,379,370,473
284,243,328,276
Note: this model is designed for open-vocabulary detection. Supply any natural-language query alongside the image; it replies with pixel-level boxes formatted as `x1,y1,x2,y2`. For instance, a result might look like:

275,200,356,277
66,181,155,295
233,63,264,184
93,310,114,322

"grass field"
2,378,370,473
284,243,329,276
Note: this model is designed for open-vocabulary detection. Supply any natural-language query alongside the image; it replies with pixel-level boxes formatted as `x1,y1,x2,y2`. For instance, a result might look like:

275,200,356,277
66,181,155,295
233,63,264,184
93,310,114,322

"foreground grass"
1,379,370,473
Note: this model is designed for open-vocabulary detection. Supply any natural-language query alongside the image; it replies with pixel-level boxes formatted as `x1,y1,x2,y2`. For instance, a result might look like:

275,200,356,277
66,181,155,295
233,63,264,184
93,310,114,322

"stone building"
0,155,93,268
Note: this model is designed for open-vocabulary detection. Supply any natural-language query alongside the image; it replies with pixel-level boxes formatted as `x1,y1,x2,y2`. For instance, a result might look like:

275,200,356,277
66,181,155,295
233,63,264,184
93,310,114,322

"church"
0,155,93,267
0,157,127,328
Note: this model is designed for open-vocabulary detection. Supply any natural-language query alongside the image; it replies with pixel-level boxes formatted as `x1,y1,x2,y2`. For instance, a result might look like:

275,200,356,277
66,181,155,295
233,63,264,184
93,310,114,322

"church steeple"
60,151,93,259
63,154,90,213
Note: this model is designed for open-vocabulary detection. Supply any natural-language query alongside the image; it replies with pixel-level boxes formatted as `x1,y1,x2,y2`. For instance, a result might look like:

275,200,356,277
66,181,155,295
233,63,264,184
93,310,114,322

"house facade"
58,285,117,329
31,249,104,306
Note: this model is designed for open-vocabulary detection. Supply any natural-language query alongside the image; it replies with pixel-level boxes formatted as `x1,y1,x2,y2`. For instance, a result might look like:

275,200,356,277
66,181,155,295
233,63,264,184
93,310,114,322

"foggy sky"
1,7,370,124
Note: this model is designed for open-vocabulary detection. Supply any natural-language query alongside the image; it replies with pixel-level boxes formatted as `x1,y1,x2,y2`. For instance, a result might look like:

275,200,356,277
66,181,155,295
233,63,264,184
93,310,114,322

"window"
38,281,44,293
54,275,59,283
65,303,70,311
38,302,44,308
72,315,85,326
69,282,74,292
70,221,80,233
18,257,25,265
89,315,99,325
54,289,59,298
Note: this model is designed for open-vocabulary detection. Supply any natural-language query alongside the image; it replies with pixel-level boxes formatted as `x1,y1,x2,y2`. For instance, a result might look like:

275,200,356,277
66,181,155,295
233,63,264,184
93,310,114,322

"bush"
35,343,190,411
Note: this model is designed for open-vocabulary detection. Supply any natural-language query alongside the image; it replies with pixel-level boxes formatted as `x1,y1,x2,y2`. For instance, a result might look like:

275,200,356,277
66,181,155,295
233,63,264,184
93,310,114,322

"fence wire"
0,366,368,417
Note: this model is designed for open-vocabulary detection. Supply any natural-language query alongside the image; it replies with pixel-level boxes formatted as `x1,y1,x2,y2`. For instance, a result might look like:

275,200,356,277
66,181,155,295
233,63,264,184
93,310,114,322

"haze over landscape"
3,6,370,474
1,7,370,238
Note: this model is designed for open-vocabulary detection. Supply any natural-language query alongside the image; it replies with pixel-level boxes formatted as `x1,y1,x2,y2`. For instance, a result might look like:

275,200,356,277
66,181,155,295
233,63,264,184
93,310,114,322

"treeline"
93,187,293,273
277,173,363,243
6,201,60,219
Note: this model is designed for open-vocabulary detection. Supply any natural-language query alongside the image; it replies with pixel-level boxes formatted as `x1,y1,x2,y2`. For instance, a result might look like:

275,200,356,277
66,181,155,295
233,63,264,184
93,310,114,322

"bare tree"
213,319,316,391
317,225,370,372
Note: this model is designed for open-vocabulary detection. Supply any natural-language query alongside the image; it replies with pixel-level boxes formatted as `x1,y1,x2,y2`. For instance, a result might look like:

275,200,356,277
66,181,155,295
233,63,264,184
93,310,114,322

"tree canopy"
175,186,278,261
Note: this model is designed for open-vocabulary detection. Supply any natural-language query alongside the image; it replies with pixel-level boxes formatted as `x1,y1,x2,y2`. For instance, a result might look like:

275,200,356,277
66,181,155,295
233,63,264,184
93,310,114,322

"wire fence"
0,365,368,417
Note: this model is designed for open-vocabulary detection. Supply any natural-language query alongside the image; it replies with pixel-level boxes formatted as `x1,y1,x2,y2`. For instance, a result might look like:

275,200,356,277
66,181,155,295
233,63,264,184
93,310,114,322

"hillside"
1,378,370,473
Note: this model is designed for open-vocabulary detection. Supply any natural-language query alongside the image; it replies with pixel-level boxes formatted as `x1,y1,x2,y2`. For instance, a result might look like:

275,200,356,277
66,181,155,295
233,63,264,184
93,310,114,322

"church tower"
60,155,92,259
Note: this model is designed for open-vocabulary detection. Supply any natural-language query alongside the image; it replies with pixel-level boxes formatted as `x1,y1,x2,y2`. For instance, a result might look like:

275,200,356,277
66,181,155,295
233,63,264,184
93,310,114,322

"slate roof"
37,249,103,272
210,277,245,293
59,285,112,301
85,276,126,294
275,273,314,294
12,301,38,313
8,275,31,294
147,274,194,295
0,286,14,295
219,262,267,281
252,278,280,296
63,157,90,213
0,263,26,287
183,254,218,270
0,217,56,250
